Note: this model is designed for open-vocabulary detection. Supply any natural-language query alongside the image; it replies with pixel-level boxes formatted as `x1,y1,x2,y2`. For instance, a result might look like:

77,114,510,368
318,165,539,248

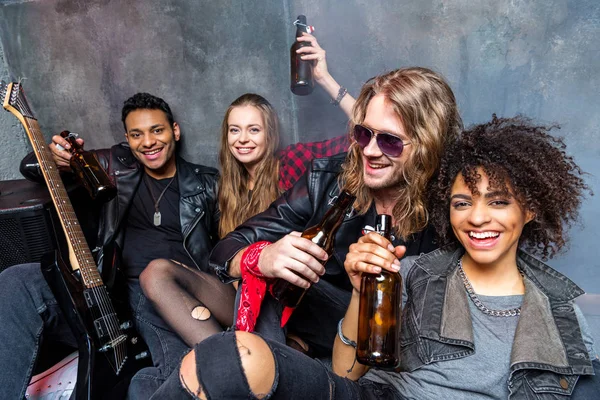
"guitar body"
42,250,96,400
41,247,136,400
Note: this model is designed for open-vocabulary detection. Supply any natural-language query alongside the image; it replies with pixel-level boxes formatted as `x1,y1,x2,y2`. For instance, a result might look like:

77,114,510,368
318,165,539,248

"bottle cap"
376,214,392,236
293,18,315,33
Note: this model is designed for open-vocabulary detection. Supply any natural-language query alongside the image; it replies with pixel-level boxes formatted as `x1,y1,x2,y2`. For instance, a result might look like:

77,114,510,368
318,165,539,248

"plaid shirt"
278,134,350,191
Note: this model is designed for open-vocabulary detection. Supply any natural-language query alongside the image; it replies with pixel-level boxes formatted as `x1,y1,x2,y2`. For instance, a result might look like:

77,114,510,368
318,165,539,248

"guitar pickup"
84,290,95,308
93,312,120,340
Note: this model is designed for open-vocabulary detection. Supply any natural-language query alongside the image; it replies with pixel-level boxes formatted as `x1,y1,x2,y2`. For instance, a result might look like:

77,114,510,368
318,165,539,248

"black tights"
139,259,236,347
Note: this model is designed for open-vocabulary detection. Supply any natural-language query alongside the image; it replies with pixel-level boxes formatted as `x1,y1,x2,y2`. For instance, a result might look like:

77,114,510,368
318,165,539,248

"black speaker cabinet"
0,179,57,272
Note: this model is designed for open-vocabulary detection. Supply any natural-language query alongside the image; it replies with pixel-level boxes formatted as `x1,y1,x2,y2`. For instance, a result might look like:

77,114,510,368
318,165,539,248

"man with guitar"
0,92,223,399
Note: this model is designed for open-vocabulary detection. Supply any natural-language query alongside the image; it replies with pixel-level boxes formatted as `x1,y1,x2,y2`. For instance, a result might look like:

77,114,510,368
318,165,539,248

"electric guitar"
1,82,128,399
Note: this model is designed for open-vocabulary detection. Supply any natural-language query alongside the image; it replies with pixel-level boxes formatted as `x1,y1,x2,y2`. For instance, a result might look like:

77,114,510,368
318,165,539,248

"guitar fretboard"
24,117,103,288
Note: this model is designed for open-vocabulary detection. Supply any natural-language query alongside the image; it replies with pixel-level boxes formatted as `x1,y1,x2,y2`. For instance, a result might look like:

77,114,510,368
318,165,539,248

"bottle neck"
295,25,307,37
376,214,393,241
319,193,355,230
295,16,308,37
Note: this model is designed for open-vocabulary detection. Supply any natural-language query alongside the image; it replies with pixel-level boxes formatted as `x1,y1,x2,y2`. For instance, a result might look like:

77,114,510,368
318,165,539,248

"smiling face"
124,108,180,179
450,170,534,269
360,94,413,196
227,105,268,176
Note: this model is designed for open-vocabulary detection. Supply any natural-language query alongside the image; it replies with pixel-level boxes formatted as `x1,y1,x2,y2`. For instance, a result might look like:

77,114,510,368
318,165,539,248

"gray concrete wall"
0,28,30,180
0,1,598,297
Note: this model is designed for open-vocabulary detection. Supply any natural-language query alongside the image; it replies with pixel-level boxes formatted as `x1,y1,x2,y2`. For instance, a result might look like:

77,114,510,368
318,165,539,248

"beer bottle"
271,190,355,307
356,214,402,368
290,15,314,96
61,131,117,203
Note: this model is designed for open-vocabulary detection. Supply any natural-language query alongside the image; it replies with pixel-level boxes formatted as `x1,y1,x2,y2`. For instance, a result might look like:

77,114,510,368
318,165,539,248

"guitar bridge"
98,334,128,353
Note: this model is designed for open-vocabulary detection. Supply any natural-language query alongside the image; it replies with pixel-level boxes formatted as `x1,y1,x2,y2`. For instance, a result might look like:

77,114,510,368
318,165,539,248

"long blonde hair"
218,93,281,237
340,67,462,239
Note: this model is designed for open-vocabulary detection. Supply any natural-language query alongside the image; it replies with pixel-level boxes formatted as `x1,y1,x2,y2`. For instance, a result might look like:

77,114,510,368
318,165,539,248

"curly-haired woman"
157,116,598,399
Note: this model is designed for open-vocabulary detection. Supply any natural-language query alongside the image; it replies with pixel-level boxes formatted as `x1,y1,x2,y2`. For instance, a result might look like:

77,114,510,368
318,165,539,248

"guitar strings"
17,90,126,369
21,106,126,368
14,92,127,367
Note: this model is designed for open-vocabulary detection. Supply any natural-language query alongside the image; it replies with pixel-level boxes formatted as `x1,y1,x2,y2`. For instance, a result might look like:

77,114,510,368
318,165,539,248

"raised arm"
296,32,356,118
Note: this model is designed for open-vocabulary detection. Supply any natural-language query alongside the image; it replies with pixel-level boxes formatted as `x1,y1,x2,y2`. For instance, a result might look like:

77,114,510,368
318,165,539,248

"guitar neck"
23,116,102,288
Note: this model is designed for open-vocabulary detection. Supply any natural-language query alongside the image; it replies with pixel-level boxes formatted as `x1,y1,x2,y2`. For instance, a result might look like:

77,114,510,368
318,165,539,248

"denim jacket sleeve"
400,255,418,308
574,304,598,360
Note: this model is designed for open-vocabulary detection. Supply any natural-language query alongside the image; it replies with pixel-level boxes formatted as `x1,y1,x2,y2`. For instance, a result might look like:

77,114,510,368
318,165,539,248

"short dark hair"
429,115,592,260
121,92,175,131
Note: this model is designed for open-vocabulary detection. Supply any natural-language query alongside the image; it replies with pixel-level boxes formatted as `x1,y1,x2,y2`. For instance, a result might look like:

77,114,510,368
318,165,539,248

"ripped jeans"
151,331,397,399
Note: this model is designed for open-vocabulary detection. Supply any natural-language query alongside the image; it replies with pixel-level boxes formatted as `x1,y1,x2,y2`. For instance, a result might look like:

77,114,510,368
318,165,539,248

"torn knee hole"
191,305,211,321
179,350,204,399
180,372,204,399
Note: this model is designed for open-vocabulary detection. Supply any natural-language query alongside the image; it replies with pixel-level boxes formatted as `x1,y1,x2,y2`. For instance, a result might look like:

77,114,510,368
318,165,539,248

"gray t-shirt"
364,295,596,400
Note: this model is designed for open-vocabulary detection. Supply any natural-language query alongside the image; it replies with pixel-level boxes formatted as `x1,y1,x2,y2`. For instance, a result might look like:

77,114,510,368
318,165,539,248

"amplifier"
0,179,57,272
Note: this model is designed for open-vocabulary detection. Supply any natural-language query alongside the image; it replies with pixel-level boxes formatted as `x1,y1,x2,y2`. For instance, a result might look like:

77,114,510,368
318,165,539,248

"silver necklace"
144,174,176,227
457,259,522,317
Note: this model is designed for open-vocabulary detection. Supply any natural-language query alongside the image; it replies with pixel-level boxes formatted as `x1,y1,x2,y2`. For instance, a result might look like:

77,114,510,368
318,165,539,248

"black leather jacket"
21,143,219,279
210,153,438,291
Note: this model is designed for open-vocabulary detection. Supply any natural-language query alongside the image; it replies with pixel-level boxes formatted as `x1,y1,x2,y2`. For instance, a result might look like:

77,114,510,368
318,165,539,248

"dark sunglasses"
353,124,411,157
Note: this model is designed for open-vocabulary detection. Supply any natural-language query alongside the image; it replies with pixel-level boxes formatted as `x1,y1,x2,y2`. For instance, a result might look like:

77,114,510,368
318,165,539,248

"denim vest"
399,245,594,399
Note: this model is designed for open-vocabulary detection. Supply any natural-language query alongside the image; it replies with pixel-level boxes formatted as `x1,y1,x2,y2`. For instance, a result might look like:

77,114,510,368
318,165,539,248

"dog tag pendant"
153,211,161,226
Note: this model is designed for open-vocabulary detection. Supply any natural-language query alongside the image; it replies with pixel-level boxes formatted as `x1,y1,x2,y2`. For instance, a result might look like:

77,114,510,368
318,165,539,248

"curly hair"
429,115,592,260
121,92,175,131
340,67,462,239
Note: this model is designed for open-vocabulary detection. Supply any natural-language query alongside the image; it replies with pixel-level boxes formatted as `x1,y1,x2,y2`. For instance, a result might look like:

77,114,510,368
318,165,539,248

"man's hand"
49,134,85,172
344,232,405,292
258,231,328,289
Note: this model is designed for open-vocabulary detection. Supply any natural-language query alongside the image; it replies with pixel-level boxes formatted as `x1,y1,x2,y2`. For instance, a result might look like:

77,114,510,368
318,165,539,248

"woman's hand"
344,232,405,292
295,32,330,84
295,31,356,118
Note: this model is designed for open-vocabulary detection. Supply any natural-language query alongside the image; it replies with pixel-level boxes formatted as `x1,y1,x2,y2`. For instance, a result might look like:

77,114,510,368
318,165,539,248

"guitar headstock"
0,81,35,120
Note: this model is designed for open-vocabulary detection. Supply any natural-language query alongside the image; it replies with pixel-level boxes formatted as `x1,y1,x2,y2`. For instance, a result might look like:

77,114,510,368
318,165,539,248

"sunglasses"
353,124,411,157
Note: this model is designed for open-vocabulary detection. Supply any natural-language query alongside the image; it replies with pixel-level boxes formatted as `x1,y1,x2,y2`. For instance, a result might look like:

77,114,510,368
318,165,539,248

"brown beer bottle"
290,15,314,95
61,130,117,203
356,214,402,368
271,190,355,308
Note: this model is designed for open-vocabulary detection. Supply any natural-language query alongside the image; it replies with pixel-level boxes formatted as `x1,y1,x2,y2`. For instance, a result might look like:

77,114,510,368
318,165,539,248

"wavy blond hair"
218,93,280,237
340,67,462,239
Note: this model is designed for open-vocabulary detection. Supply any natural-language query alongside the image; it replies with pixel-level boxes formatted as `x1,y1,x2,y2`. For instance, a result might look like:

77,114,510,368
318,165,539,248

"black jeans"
247,278,352,357
152,331,397,399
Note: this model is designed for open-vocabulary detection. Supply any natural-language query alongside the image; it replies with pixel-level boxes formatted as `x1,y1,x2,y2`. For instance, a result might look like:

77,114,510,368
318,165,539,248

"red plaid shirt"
278,134,350,191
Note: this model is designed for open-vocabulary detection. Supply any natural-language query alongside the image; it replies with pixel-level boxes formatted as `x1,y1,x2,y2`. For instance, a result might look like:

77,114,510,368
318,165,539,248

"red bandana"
236,241,298,331
236,241,271,332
